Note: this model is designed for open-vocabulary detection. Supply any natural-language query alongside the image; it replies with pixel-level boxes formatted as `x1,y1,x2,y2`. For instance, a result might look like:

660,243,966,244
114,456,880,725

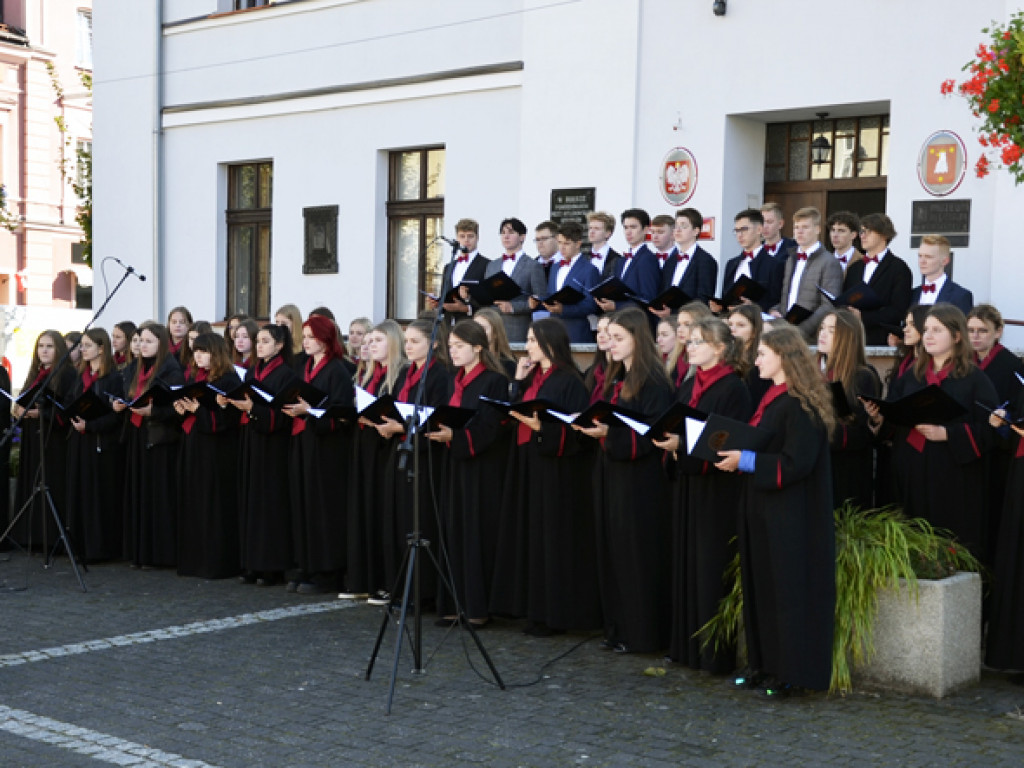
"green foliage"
698,503,981,695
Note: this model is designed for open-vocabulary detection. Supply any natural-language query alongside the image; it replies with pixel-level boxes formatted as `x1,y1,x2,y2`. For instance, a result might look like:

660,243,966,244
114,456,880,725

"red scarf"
675,355,689,389
589,361,606,405
749,383,788,427
81,367,99,393
169,339,183,357
130,361,156,428
517,365,554,445
241,355,285,425
609,380,624,405
366,362,387,396
976,343,1004,371
182,368,208,435
689,363,732,408
28,365,50,391
398,360,432,404
897,352,915,379
907,362,952,452
450,362,486,407
292,355,331,435
114,351,126,367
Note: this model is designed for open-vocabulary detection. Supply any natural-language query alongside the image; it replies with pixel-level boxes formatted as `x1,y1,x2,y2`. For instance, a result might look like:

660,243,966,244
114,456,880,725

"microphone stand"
0,259,139,592
365,237,504,713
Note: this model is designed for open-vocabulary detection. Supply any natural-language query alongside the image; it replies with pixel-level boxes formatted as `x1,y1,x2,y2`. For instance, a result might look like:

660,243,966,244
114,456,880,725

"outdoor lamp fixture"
811,112,832,165
712,0,726,16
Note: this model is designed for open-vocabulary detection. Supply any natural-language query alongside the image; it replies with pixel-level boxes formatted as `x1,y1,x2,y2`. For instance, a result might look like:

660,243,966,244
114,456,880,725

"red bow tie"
456,254,468,263
677,253,690,262
838,255,849,264
863,255,878,264
742,250,754,259
503,254,516,262
797,252,808,261
767,244,778,255
559,259,571,268
921,283,937,294
623,251,633,260
657,252,668,261
590,252,601,260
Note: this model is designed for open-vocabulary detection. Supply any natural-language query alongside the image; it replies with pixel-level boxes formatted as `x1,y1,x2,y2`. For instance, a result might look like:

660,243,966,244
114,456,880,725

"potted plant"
699,504,981,696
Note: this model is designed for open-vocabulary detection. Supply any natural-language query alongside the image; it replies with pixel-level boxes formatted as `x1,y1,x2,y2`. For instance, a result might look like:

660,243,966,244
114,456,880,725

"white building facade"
94,0,1024,342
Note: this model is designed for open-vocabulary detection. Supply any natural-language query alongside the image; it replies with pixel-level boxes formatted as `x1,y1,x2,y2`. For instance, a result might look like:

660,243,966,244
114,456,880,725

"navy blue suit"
546,256,601,342
721,247,785,312
910,279,974,315
660,245,717,304
613,244,661,308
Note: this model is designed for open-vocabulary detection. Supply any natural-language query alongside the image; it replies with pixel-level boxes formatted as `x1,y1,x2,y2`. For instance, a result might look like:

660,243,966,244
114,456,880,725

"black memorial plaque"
550,188,596,228
303,205,339,274
910,199,970,248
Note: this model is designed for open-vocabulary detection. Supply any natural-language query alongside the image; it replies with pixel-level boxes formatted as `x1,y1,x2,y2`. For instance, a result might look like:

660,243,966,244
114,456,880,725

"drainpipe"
152,0,164,316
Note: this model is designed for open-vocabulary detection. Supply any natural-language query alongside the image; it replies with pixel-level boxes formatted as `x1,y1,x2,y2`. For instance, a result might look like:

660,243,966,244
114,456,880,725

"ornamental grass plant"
698,503,981,694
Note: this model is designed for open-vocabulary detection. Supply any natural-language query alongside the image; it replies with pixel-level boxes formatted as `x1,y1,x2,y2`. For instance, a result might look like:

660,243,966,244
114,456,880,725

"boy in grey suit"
479,217,548,343
769,206,843,341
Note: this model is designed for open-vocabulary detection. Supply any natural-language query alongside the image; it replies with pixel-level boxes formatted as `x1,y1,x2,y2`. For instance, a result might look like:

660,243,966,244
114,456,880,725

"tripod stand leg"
385,544,418,715
365,538,414,683
42,490,87,592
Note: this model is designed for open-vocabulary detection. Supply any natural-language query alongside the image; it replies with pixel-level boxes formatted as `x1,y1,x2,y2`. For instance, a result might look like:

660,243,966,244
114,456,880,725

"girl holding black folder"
575,307,674,654
864,304,998,563
491,318,601,634
65,329,125,563
369,319,452,604
426,319,510,627
11,330,74,550
584,316,613,405
223,324,297,587
816,309,881,510
281,316,354,594
652,317,751,671
716,324,836,697
115,322,185,568
348,320,406,602
174,334,243,579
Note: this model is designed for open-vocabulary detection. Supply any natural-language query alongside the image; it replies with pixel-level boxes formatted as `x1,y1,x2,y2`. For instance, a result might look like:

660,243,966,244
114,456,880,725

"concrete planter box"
854,571,981,698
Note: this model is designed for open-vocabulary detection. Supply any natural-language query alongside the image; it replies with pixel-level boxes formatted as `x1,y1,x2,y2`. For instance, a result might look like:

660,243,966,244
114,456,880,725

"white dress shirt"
918,272,947,305
787,242,820,310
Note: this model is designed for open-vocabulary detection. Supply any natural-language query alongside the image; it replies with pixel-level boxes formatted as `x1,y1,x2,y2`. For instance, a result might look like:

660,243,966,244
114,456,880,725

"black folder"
818,282,883,311
535,285,586,306
646,401,708,438
421,404,476,432
859,385,967,427
63,388,113,422
687,412,771,463
214,381,276,405
591,276,641,303
645,286,692,312
271,380,328,409
479,396,566,422
358,394,403,425
784,304,813,325
169,381,222,411
716,276,767,308
572,400,643,429
468,273,523,304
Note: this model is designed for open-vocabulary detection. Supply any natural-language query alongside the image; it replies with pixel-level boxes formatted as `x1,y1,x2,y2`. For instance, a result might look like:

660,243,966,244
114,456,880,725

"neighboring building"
0,0,92,310
94,0,1024,344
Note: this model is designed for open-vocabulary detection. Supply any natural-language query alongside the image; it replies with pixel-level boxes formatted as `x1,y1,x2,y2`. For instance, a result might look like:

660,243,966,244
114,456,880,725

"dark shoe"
366,590,391,606
285,581,300,593
732,668,762,689
434,616,458,628
613,643,630,654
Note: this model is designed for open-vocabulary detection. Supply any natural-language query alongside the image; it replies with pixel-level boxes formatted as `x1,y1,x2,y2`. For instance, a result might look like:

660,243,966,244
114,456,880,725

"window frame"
225,161,273,320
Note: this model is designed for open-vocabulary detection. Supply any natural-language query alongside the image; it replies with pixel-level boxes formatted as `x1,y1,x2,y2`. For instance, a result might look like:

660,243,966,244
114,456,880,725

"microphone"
437,235,458,248
112,257,147,281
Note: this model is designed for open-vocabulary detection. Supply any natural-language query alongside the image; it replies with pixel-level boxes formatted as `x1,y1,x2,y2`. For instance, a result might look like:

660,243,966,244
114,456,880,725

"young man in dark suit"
480,217,548,343
431,218,490,325
828,210,862,273
648,214,677,271
533,220,560,283
760,201,797,260
533,220,601,342
594,208,660,314
715,208,785,313
650,208,717,319
842,212,913,346
587,211,620,279
769,206,843,341
910,234,974,314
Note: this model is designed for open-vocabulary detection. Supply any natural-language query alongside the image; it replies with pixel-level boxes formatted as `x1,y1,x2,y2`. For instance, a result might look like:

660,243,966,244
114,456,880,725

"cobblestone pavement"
0,553,1022,768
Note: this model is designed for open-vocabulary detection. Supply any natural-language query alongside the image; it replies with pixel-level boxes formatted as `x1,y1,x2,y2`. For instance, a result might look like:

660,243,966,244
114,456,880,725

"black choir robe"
668,371,751,671
239,357,298,576
829,366,881,511
490,367,601,631
738,393,835,691
176,369,243,579
435,368,511,620
289,357,355,582
595,377,674,653
11,365,75,550
985,386,1024,671
123,355,186,567
64,368,125,562
380,361,453,602
883,367,998,562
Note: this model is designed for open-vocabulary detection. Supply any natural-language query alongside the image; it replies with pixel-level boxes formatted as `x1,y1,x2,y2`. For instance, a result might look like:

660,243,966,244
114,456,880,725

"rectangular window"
75,139,91,199
76,10,92,69
234,0,271,9
765,115,889,182
226,161,273,319
386,147,444,321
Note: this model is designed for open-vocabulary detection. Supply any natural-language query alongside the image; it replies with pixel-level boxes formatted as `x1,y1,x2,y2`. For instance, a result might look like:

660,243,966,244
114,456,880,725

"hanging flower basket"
941,12,1024,182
